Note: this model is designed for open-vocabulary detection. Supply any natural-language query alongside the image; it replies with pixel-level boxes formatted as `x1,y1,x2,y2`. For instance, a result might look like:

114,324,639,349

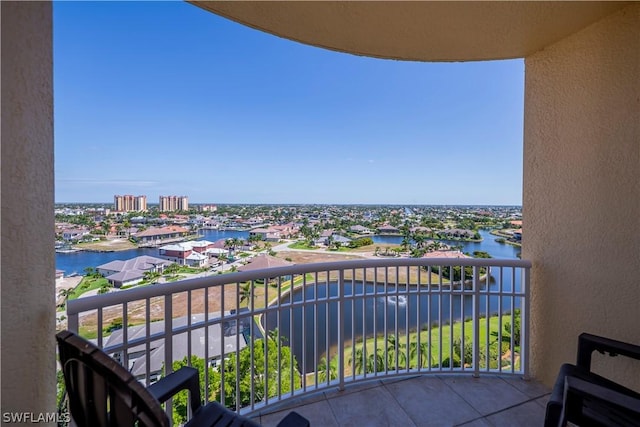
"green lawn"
67,276,110,300
288,241,318,250
342,313,520,373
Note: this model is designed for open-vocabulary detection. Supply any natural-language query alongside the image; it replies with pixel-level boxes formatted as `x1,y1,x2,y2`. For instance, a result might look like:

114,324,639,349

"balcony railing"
66,257,530,420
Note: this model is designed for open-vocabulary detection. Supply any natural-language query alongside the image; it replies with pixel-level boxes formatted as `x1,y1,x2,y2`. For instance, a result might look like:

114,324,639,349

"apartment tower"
159,195,189,212
114,194,147,212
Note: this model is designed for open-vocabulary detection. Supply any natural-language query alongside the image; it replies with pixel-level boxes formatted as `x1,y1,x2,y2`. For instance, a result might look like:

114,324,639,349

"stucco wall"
524,4,639,388
1,1,55,418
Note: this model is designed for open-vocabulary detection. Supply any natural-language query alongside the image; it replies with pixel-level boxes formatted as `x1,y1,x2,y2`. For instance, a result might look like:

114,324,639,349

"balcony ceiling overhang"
189,1,630,61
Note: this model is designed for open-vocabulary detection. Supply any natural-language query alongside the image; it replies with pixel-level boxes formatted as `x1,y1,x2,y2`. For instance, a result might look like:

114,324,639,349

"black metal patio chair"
544,332,640,427
57,330,309,427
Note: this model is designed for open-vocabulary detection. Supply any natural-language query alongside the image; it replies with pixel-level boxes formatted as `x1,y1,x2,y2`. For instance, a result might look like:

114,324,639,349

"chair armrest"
147,366,202,415
276,411,310,427
577,333,640,370
562,376,640,427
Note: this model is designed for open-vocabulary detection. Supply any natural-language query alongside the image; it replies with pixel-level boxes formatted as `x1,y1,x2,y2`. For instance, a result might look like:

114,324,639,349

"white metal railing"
66,257,531,420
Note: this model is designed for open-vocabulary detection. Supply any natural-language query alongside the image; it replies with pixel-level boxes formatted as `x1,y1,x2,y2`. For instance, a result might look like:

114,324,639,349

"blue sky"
54,2,524,205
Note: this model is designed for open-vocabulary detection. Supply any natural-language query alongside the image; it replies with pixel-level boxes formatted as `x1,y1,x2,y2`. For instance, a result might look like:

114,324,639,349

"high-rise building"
159,195,189,212
136,195,147,212
114,195,147,212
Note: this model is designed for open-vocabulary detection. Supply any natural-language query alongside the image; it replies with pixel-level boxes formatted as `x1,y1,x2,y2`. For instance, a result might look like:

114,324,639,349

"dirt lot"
279,250,366,264
76,247,431,336
75,238,136,251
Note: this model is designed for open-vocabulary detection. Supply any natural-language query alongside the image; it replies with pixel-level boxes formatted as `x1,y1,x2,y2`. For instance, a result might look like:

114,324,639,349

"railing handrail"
67,257,530,315
65,256,531,419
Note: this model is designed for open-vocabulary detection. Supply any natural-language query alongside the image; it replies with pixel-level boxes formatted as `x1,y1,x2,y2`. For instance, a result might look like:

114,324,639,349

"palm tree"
143,271,161,284
123,218,131,238
350,347,366,374
317,356,338,382
408,341,432,369
385,335,408,369
400,236,410,252
100,220,111,236
218,253,227,272
367,350,387,373
57,288,72,309
413,232,426,249
239,282,253,305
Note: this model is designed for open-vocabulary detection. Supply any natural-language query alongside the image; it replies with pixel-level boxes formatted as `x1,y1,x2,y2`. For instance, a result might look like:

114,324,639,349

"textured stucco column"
523,4,639,388
1,1,55,418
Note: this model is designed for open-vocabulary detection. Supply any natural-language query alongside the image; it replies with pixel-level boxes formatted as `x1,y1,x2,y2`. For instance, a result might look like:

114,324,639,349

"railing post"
338,269,345,391
67,309,78,334
522,265,531,380
164,294,174,423
473,266,480,378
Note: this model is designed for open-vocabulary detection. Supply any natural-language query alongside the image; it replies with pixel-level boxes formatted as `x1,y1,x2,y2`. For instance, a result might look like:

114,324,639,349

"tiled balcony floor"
252,375,551,427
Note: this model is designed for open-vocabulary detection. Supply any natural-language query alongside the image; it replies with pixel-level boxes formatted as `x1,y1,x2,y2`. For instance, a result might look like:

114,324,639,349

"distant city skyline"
54,2,524,205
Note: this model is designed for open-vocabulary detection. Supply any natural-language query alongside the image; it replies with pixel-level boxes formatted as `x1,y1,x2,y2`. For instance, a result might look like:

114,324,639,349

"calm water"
56,229,515,274
263,230,522,372
372,229,520,260
265,268,523,373
55,230,249,274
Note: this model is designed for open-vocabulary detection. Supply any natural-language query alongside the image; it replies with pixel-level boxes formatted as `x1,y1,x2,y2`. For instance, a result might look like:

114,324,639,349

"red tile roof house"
96,255,173,288
248,227,281,242
158,241,211,267
270,222,299,238
377,224,401,234
132,225,190,246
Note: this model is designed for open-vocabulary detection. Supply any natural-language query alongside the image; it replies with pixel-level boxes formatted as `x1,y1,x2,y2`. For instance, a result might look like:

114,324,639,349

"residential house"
133,225,190,245
439,229,476,239
61,227,90,241
248,227,281,242
270,222,299,238
377,224,400,234
103,313,252,384
349,225,372,235
97,255,173,288
158,241,212,267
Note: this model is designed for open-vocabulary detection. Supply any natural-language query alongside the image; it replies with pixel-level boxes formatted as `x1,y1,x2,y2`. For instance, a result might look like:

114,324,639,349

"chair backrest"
56,330,170,427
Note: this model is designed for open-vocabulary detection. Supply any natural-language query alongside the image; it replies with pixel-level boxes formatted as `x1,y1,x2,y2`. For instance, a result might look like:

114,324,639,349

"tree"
170,356,220,426
218,254,228,272
142,270,161,284
400,236,410,251
100,220,111,236
317,355,338,382
408,341,432,368
122,218,132,238
413,232,426,249
219,330,301,408
57,288,72,310
224,239,234,255
164,263,181,275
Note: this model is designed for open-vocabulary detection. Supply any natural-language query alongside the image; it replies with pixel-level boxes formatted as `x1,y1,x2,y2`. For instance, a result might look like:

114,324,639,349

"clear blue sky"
54,2,524,205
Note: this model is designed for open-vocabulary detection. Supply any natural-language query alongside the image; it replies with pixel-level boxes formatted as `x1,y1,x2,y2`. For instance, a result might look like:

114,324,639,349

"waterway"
56,229,516,275
55,230,249,275
262,229,522,372
264,266,523,373
371,229,520,260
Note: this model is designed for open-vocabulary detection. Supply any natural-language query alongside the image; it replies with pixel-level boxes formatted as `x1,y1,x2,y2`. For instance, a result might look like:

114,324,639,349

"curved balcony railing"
66,257,531,421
